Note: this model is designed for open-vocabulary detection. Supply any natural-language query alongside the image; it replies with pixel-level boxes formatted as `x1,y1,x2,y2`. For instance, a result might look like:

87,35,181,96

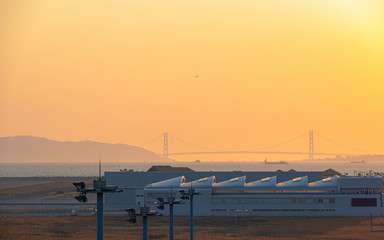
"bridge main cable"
167,151,359,156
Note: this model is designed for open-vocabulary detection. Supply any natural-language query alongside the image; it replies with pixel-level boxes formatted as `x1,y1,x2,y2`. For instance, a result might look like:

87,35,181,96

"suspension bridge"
140,130,367,161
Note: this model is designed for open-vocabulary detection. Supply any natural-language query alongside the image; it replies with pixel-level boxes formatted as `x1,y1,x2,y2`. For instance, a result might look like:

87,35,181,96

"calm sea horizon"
1,161,383,177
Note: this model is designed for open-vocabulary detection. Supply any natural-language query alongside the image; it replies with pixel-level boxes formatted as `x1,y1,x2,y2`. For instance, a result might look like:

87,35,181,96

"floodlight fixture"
73,182,85,190
126,206,158,240
125,208,137,224
125,208,136,224
156,197,165,210
128,217,136,224
74,193,87,203
157,203,164,210
126,208,136,215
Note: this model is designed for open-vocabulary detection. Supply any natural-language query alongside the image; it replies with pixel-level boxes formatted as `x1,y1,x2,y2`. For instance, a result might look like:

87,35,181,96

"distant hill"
0,136,163,163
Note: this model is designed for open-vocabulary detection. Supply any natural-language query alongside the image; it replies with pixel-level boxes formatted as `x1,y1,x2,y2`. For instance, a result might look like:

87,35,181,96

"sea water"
0,161,383,177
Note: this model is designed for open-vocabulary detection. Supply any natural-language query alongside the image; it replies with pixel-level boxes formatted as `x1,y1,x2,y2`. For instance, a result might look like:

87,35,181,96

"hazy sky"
1,0,383,161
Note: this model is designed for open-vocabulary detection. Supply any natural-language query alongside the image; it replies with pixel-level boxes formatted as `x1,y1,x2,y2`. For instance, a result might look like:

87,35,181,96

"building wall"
105,171,384,216
143,176,383,216
104,171,323,210
146,191,383,216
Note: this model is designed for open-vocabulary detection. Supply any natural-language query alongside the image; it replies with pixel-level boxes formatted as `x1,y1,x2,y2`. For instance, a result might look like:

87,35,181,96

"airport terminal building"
105,168,383,216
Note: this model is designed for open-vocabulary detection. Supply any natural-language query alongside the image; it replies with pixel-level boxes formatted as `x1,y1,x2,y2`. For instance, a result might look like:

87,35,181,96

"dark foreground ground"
1,215,384,240
1,177,384,239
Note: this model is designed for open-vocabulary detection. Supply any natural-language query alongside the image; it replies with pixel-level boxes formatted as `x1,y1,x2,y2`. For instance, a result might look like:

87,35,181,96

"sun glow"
0,0,383,161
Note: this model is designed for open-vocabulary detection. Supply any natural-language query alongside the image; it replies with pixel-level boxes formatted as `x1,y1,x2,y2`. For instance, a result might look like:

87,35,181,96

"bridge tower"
309,130,314,160
163,132,168,161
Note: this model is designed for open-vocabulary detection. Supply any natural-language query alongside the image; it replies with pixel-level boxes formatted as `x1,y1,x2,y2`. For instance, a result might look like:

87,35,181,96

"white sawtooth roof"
214,176,246,187
182,176,216,188
145,176,186,188
308,176,338,187
277,176,308,187
245,176,277,187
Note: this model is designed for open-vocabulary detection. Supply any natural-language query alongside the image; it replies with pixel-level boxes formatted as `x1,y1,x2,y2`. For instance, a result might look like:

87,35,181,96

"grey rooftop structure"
104,169,324,210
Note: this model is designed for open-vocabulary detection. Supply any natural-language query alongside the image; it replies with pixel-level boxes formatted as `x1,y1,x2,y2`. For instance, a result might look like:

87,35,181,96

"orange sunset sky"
0,0,383,161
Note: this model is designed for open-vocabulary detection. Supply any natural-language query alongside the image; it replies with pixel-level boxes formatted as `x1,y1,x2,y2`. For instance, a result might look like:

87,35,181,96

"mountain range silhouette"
0,136,162,163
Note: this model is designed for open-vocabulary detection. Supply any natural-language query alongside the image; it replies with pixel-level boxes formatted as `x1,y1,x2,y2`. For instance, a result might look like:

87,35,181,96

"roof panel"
214,176,246,187
145,176,186,188
308,176,338,187
182,176,216,188
246,176,277,187
277,176,308,187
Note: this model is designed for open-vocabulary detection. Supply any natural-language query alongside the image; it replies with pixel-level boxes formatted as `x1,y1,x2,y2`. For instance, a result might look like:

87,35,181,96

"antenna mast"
99,159,101,179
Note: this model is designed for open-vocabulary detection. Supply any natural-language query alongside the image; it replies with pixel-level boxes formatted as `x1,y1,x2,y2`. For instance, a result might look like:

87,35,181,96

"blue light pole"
169,198,174,240
126,206,158,240
73,163,123,240
143,210,148,240
97,192,103,239
156,196,184,240
190,193,194,240
180,188,202,240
